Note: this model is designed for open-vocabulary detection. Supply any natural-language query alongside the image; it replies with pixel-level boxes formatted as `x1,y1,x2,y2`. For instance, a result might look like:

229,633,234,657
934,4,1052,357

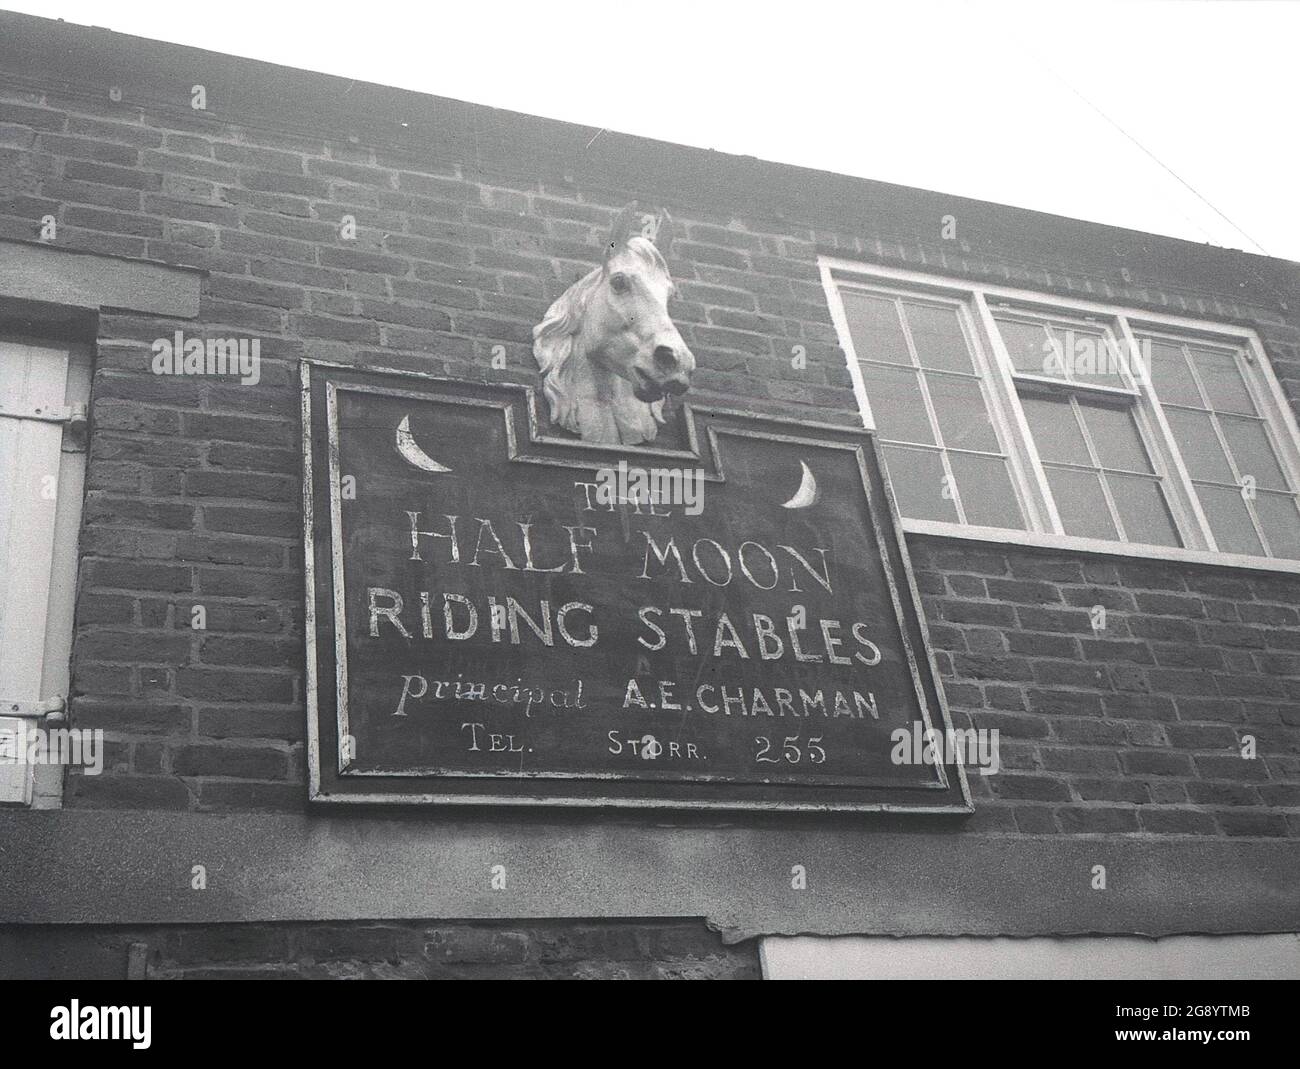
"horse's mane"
532,236,669,434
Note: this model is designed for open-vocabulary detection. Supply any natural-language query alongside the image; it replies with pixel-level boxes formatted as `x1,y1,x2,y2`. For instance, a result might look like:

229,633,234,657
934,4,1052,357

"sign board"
302,362,971,811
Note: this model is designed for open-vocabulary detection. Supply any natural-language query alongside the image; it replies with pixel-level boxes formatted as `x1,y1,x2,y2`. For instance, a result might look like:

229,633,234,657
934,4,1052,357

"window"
838,290,1026,530
822,260,1300,570
1019,393,1179,546
0,338,90,806
1142,334,1300,559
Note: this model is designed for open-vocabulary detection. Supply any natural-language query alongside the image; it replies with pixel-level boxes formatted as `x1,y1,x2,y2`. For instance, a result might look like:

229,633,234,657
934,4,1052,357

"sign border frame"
301,358,974,814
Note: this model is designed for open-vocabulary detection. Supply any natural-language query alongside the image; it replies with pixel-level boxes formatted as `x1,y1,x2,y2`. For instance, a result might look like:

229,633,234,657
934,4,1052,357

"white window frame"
820,257,1300,575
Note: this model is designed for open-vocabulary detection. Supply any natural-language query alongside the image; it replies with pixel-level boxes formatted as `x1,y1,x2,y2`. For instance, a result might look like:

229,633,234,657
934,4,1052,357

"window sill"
900,518,1300,576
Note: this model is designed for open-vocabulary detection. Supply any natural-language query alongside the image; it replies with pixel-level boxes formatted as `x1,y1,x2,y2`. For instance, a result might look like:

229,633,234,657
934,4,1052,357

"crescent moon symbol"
395,415,453,473
780,460,818,509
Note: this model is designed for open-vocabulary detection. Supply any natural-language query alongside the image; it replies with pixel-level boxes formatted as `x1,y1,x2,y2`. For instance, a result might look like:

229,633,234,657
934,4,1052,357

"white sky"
9,0,1298,261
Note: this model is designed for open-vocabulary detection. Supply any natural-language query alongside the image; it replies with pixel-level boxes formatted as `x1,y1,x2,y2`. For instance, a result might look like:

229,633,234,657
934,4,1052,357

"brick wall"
0,919,758,979
1,57,1298,839
912,539,1300,837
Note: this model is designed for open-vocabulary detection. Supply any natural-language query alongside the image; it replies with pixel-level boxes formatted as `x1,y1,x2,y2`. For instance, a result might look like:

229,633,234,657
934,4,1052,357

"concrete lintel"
2,810,1297,941
0,240,201,318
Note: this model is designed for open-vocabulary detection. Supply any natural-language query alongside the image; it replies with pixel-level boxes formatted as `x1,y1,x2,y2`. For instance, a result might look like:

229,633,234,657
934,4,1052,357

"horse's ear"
650,208,673,257
605,202,640,262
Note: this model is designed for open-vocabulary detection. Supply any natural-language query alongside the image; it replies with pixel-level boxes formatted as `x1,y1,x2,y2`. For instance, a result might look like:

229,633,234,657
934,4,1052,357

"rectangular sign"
303,362,971,811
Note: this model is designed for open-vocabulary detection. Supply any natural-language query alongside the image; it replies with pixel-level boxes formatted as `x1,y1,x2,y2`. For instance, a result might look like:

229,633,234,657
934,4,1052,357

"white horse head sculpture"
532,205,694,445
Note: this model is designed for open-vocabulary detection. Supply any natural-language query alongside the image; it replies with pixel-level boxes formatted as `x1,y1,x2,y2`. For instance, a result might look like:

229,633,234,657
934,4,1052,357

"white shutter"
0,340,75,805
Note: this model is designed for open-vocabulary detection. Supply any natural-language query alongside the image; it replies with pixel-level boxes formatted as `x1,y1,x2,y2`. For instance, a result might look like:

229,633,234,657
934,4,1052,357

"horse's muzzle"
632,365,691,402
631,343,692,401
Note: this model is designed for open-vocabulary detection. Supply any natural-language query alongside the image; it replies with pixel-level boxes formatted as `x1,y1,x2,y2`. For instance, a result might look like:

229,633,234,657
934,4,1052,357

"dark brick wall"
0,34,1297,842
0,919,759,979
911,539,1300,837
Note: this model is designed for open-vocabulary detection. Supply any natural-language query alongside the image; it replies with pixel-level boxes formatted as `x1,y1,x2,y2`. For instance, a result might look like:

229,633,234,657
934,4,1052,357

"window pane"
995,318,1053,375
1142,340,1203,407
1046,466,1118,540
843,293,911,365
1053,327,1125,388
1021,396,1090,465
1255,492,1300,560
859,362,934,444
881,445,958,522
1166,408,1234,483
1189,347,1255,415
950,453,1025,529
1107,473,1180,547
926,373,999,453
903,302,973,373
1080,404,1153,473
1196,483,1264,556
1219,416,1289,491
